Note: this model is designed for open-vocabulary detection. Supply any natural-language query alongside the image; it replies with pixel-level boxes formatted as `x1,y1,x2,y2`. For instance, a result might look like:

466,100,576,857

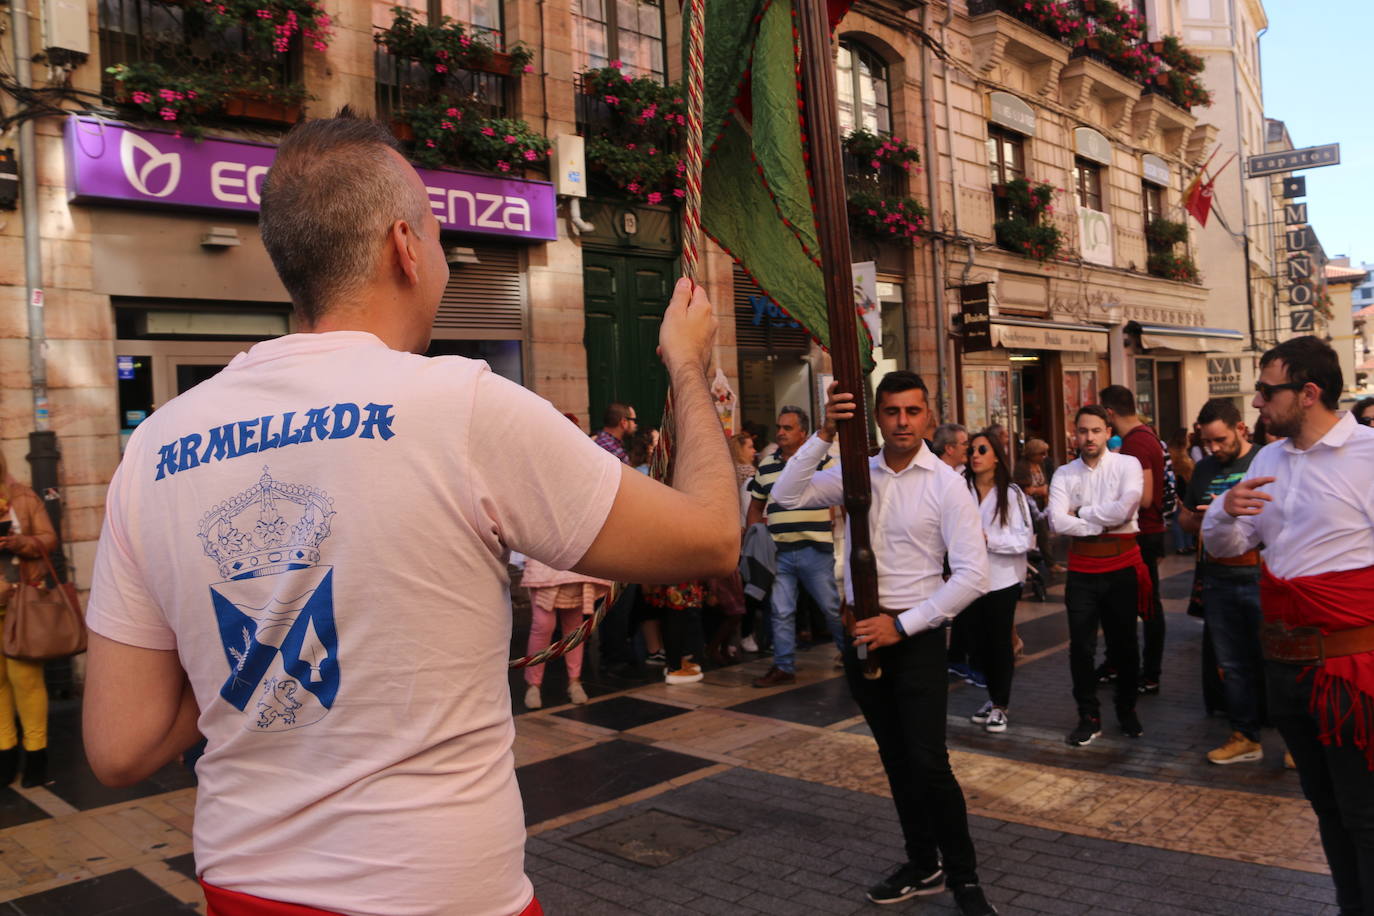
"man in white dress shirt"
1203,336,1374,913
771,372,996,916
1049,405,1148,747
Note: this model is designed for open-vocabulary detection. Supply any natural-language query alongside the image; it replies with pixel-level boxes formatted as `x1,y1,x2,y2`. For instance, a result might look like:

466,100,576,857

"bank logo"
120,131,181,198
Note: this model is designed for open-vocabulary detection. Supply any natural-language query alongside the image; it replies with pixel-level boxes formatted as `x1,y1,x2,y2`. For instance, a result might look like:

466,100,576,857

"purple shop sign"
63,116,557,241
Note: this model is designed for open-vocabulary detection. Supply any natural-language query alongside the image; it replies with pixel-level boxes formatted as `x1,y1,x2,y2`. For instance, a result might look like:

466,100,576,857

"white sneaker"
741,634,759,653
985,707,1009,733
523,685,542,710
971,700,994,724
665,666,704,685
568,681,588,705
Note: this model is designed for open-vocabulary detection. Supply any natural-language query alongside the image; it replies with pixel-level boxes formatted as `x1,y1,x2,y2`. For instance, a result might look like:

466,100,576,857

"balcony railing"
98,0,298,102
374,47,510,123
843,153,908,200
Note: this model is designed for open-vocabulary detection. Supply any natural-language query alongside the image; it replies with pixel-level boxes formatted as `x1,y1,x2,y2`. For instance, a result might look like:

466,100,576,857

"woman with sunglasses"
964,431,1035,733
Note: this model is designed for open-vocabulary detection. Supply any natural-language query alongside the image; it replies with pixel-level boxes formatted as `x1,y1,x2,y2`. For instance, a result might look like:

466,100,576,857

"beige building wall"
928,0,1218,452
1167,0,1271,406
1,0,748,595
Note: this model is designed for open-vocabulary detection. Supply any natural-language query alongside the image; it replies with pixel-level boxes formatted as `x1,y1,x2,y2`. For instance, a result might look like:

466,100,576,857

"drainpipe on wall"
920,2,950,420
9,0,62,541
1226,0,1258,355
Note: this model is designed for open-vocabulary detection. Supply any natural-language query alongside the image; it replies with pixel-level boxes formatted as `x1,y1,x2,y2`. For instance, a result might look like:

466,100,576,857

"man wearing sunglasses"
1203,336,1374,913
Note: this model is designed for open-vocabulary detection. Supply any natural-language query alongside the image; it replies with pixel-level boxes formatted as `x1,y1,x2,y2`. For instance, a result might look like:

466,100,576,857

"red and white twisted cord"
513,0,705,668
682,0,706,282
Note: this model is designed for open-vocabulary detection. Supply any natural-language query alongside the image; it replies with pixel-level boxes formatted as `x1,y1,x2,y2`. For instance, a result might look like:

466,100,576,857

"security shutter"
432,244,525,340
733,265,810,352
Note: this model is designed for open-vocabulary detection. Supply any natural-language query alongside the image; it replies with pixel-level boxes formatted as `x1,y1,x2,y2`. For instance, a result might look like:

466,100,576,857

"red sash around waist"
202,883,544,916
1067,535,1154,619
1261,563,1374,769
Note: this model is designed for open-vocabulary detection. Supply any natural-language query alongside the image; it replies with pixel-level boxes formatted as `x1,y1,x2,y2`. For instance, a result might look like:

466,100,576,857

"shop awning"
990,318,1108,352
1130,322,1246,354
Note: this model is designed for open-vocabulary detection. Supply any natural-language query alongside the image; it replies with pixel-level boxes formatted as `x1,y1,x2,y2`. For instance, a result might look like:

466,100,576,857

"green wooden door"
583,251,676,430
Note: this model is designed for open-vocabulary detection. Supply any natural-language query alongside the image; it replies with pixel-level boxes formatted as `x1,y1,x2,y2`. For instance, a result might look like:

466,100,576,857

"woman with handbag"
0,454,59,787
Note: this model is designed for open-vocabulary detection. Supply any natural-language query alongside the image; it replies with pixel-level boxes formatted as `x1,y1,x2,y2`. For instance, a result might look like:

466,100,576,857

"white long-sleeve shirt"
1048,450,1143,538
770,433,989,636
974,481,1035,591
1201,412,1374,579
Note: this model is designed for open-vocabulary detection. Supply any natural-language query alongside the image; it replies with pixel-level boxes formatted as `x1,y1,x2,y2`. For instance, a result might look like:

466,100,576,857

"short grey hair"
260,108,431,324
778,405,810,430
932,423,967,455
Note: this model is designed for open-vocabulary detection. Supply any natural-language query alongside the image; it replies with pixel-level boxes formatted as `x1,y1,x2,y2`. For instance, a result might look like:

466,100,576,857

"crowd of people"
525,337,1373,914
70,113,1372,916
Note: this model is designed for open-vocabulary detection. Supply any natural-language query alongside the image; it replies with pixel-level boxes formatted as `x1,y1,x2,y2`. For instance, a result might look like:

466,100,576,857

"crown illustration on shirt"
198,467,335,580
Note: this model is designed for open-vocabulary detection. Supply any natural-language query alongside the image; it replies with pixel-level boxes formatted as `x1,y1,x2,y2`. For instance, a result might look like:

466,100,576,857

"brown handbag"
3,553,87,661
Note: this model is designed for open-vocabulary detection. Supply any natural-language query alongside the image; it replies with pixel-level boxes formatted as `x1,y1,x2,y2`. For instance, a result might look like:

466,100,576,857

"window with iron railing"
836,42,891,136
1074,157,1103,211
987,124,1026,221
373,0,510,122
572,0,665,82
842,150,906,201
98,0,300,100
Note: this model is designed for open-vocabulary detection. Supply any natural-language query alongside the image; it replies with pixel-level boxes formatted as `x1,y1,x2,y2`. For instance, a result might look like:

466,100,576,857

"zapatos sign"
63,116,557,241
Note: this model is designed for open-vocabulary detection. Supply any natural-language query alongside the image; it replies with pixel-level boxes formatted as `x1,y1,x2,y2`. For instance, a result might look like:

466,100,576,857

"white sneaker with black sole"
984,707,1008,733
970,701,994,725
865,865,944,904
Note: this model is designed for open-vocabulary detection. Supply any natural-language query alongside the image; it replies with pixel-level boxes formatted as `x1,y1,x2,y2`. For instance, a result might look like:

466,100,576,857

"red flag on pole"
1183,151,1236,227
1184,173,1214,226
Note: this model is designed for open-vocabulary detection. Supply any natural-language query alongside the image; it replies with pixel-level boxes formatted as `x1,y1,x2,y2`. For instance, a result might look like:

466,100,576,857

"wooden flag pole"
795,0,882,679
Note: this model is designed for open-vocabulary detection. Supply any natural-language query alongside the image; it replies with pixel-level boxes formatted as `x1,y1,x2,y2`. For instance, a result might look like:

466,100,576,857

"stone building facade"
1,0,1261,589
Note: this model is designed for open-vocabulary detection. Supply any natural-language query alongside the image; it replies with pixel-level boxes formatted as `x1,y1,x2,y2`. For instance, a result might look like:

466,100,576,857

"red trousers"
202,882,544,916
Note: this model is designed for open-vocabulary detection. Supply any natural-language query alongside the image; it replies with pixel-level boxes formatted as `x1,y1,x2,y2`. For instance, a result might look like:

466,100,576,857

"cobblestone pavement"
0,555,1337,914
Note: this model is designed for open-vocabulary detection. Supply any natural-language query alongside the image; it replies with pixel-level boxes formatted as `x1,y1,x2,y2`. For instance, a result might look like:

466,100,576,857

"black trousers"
963,583,1020,708
1137,532,1165,683
1066,567,1139,719
663,608,703,670
1268,662,1374,913
845,629,979,886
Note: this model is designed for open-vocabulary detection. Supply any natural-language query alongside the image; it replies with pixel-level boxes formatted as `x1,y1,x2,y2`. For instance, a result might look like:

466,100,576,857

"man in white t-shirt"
81,113,739,916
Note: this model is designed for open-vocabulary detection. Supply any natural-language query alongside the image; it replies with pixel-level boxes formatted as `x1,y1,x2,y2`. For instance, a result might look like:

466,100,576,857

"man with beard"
770,373,995,915
1179,399,1263,765
1204,336,1374,913
1099,385,1166,696
1049,405,1148,746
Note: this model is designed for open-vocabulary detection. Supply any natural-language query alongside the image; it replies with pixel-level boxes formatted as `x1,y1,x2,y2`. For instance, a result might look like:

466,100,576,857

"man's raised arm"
573,279,740,582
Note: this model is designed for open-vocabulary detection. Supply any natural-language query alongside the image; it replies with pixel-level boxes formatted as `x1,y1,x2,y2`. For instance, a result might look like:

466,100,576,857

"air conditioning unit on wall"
41,0,91,66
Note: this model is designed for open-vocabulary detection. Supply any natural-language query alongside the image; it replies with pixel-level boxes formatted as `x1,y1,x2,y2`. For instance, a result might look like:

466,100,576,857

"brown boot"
751,666,796,688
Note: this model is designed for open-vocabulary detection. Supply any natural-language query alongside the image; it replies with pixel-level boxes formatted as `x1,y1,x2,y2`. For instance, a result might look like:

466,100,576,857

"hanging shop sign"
1246,143,1340,179
988,92,1036,136
1284,199,1318,317
1207,357,1241,395
63,116,558,241
959,282,992,352
1142,154,1170,186
1077,207,1114,266
1281,177,1306,199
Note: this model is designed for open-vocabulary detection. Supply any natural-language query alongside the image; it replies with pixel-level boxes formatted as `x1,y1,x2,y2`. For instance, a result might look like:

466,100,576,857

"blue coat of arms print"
198,468,339,731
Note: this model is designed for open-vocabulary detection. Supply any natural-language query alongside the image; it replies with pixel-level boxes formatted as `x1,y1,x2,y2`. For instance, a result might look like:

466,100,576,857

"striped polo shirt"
748,449,835,550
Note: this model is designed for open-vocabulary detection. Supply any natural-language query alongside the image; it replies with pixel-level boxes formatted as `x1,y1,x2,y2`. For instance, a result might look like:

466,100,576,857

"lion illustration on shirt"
255,676,303,729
